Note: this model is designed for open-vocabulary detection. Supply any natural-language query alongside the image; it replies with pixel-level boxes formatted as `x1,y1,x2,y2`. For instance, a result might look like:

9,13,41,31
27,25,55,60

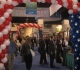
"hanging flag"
26,2,37,14
39,29,43,38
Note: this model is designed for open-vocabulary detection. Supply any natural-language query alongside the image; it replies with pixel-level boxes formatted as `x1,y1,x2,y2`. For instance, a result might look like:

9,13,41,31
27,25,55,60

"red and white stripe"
19,23,42,29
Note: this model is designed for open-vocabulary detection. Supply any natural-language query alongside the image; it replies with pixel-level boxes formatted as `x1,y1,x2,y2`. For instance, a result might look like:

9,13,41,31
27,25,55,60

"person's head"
42,35,46,40
51,36,54,40
26,37,31,44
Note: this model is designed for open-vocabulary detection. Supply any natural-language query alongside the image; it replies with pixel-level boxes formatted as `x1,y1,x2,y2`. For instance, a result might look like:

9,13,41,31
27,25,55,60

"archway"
18,23,42,36
0,0,80,70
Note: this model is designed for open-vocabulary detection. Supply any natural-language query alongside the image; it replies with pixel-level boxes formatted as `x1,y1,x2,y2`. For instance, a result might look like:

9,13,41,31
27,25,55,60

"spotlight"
76,57,79,60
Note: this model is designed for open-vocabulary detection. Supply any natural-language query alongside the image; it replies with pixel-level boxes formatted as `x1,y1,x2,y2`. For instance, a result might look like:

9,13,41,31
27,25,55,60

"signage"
26,2,37,14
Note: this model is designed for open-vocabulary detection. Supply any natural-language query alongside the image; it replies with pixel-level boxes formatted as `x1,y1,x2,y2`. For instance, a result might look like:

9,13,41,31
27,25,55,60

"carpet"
13,47,70,70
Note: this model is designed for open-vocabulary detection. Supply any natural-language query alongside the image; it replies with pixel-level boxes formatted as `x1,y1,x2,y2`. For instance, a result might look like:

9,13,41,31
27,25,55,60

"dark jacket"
17,36,22,43
45,38,50,47
39,39,46,53
56,39,62,50
21,43,31,56
48,40,55,54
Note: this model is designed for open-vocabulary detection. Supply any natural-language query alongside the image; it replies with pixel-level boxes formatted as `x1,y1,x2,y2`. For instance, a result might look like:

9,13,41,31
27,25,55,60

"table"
65,53,74,70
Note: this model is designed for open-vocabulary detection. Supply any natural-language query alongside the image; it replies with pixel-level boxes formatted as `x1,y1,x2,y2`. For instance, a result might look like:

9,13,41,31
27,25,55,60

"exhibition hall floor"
13,47,70,70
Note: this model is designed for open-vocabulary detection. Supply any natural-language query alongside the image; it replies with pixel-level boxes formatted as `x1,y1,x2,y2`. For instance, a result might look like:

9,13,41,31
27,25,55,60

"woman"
7,37,17,70
21,37,32,70
21,37,26,50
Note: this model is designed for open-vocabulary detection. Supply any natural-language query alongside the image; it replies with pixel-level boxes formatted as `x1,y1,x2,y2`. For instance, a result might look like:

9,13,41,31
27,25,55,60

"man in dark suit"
31,37,34,50
48,36,55,68
45,36,50,54
56,36,63,63
39,36,47,64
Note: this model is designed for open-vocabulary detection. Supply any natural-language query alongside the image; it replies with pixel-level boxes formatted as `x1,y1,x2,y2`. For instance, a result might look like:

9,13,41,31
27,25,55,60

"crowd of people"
6,34,73,70
38,35,73,68
6,36,37,70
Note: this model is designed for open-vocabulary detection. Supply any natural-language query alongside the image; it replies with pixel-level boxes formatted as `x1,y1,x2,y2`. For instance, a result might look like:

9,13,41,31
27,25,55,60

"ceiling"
12,17,37,23
16,2,52,7
12,3,69,24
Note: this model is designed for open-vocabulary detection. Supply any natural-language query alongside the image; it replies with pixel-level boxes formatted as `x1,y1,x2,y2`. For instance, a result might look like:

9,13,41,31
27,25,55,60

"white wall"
62,19,70,37
52,25,57,32
38,19,44,29
62,19,70,31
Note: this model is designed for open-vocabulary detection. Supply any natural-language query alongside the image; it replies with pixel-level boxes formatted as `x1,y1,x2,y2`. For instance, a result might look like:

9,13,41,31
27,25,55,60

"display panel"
26,2,37,14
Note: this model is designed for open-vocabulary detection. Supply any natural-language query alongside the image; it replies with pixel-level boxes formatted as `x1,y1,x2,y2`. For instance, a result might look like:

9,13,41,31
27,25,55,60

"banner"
26,2,37,14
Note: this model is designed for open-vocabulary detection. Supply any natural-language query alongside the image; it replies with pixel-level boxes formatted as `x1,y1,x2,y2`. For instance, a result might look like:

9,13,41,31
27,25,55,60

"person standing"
34,37,37,47
39,36,47,64
56,36,63,63
7,37,17,70
21,37,32,70
45,36,50,54
48,36,55,68
31,37,34,50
